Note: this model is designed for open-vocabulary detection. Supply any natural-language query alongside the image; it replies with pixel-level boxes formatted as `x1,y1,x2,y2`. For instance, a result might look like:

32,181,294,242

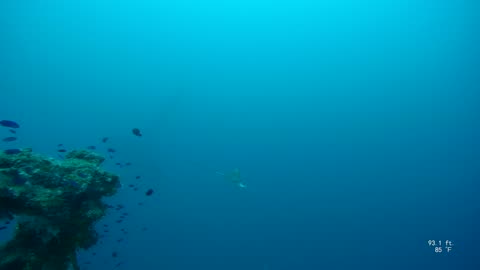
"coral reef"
0,149,119,270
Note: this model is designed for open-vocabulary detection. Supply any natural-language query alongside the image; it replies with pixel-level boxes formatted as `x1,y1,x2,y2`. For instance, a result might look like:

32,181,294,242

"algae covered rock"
0,149,120,270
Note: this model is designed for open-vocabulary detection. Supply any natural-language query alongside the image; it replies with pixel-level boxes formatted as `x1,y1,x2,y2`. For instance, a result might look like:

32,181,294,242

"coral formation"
0,149,119,270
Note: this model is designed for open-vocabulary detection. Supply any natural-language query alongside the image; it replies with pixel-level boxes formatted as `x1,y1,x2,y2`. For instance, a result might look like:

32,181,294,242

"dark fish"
5,220,10,225
57,149,67,153
135,176,141,179
0,120,20,128
102,137,109,143
116,219,123,223
4,149,21,155
9,129,16,134
113,262,124,269
57,144,64,147
0,226,7,230
87,145,96,150
2,137,17,142
145,189,154,196
128,184,134,188
132,128,142,137
133,188,138,191
12,173,27,185
77,172,88,178
107,148,116,153
92,252,96,256
67,180,80,188
23,166,33,174
124,162,132,166
103,224,109,227
138,202,143,206
117,238,124,242
112,251,118,258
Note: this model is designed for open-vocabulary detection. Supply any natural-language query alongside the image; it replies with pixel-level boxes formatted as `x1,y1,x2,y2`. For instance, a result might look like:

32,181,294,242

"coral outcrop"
0,149,119,270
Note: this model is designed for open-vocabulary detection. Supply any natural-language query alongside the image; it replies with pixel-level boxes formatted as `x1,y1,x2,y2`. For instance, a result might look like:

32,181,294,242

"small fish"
145,189,154,196
87,145,96,150
12,173,27,185
128,184,134,188
132,128,142,137
113,262,124,269
9,129,16,134
102,137,109,143
112,251,118,258
116,219,123,223
124,162,132,166
117,238,124,242
0,226,7,230
2,137,17,142
67,180,80,188
4,149,21,155
57,149,67,153
135,176,141,179
57,144,64,147
0,120,20,128
107,148,116,153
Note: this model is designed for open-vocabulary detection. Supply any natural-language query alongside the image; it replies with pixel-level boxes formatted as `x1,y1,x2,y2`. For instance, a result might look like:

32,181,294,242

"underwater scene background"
1,0,479,269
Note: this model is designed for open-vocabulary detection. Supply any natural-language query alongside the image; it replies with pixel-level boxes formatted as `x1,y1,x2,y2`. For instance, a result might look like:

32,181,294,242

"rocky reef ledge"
0,149,119,270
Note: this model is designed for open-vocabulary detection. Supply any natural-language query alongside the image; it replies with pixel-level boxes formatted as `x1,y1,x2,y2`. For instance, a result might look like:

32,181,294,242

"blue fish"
4,149,21,155
66,180,80,188
0,120,20,129
77,172,88,178
12,172,27,185
132,128,142,137
2,137,17,142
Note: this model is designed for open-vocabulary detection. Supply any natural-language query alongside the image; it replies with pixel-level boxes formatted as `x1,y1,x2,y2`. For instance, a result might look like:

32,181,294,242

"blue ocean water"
1,0,479,269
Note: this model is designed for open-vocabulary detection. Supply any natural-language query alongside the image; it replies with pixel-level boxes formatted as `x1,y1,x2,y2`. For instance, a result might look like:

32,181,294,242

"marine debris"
0,148,119,270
